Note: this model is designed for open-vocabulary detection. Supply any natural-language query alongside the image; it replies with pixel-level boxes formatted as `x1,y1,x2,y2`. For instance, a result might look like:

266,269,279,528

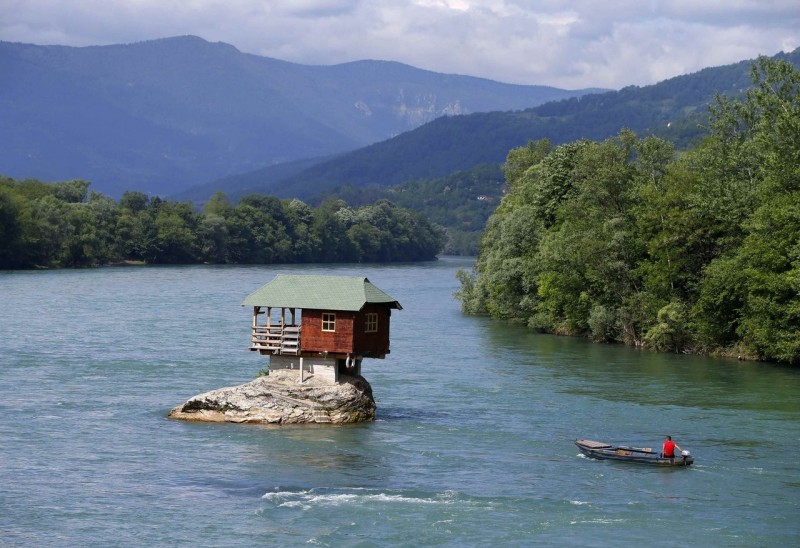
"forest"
0,183,445,269
455,58,799,365
312,163,505,256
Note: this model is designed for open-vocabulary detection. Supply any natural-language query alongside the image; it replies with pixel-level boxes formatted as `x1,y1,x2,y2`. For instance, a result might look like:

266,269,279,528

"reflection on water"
483,320,800,412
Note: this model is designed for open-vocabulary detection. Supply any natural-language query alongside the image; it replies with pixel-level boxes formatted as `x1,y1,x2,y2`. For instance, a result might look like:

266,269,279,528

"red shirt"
663,440,676,457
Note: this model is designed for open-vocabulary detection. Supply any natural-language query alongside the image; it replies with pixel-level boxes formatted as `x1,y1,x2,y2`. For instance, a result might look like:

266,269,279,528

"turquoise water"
1,258,798,546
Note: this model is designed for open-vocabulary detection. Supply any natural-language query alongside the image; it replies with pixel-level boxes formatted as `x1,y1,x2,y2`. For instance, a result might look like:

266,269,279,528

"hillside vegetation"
0,36,598,197
186,50,800,256
209,48,800,204
304,164,505,256
455,58,800,365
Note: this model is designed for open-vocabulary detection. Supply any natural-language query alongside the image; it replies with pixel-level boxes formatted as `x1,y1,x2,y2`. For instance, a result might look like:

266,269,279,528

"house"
242,275,402,383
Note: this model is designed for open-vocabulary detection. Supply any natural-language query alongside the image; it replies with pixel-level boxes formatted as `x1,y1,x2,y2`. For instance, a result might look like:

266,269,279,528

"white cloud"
0,0,797,89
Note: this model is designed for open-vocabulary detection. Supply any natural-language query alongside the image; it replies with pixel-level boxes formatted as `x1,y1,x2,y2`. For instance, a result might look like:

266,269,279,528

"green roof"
242,275,402,311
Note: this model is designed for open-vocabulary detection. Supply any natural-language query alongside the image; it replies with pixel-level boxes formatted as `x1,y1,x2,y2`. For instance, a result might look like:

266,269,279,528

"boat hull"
575,439,693,466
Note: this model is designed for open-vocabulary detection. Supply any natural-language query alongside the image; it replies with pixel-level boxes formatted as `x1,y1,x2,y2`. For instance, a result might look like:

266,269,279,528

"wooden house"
242,275,402,383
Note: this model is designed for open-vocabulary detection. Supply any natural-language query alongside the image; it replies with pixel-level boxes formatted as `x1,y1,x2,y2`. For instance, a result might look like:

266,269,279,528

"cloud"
0,0,797,89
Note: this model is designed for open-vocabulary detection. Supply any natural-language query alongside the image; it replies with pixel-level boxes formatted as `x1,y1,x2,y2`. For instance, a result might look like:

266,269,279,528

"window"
365,313,378,333
322,313,336,332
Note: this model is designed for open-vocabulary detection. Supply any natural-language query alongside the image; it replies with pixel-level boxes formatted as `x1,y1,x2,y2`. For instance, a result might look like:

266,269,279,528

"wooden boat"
575,439,693,466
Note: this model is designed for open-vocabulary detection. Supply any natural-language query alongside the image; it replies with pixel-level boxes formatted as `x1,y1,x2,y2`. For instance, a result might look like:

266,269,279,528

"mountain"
0,35,602,197
192,47,799,204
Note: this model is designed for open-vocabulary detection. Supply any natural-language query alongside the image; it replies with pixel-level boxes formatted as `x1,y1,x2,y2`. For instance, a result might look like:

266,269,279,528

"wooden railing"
251,325,301,355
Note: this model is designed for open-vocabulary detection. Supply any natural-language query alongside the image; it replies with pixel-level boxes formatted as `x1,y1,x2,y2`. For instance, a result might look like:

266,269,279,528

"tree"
0,184,25,268
312,200,359,262
151,202,201,263
457,57,800,364
203,191,234,218
52,179,91,204
198,213,229,264
0,176,444,269
119,191,150,213
695,57,800,363
27,196,74,266
284,199,320,262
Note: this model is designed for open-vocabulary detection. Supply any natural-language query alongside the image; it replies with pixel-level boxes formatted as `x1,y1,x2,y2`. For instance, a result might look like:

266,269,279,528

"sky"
1,1,798,90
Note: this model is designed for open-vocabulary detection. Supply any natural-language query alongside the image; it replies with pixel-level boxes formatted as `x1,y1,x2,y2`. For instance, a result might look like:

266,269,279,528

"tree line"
0,182,445,269
456,57,799,365
312,163,505,256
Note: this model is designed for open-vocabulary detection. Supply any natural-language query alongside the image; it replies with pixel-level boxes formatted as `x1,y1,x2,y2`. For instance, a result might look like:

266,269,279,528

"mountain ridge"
0,35,602,196
190,47,798,204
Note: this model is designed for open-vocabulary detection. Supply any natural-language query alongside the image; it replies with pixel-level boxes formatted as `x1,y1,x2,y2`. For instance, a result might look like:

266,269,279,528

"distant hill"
0,35,601,197
196,47,799,204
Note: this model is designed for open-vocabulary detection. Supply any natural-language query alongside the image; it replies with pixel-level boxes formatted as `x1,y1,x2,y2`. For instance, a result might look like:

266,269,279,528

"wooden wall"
301,306,392,357
352,304,392,357
301,309,355,354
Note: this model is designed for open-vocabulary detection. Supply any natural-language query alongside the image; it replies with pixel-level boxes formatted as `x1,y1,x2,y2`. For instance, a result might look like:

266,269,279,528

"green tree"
27,195,74,266
151,202,200,263
734,193,800,363
227,203,287,263
119,191,150,213
458,140,588,320
0,176,445,269
0,183,26,268
694,57,800,363
458,56,800,364
52,179,91,204
644,301,693,353
198,213,229,264
203,191,234,218
284,199,320,262
197,192,233,263
312,199,359,262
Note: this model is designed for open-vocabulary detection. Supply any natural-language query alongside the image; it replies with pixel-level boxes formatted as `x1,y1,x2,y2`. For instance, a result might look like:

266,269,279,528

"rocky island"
168,370,376,424
169,275,401,425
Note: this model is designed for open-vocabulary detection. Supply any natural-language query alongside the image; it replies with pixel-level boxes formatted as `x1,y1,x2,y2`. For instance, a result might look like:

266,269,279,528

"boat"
575,439,693,466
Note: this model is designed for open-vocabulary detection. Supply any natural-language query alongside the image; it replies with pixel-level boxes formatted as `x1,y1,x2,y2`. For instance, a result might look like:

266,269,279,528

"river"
1,257,798,546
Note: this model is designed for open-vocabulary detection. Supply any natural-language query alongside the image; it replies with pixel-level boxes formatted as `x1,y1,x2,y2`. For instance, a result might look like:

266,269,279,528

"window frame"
364,312,378,333
321,312,336,332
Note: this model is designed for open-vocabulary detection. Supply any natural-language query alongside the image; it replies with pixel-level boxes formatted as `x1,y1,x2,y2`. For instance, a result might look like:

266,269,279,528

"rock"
167,370,375,425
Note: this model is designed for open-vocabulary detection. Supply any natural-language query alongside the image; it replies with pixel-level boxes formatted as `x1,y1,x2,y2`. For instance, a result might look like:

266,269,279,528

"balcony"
251,325,300,355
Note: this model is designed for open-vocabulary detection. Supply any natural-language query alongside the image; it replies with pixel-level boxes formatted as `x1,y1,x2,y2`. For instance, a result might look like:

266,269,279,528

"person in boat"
662,435,683,459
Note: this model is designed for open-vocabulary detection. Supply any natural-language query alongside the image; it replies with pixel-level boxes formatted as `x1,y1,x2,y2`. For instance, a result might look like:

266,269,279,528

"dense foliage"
456,58,800,365
311,164,505,255
0,182,445,268
203,50,799,256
